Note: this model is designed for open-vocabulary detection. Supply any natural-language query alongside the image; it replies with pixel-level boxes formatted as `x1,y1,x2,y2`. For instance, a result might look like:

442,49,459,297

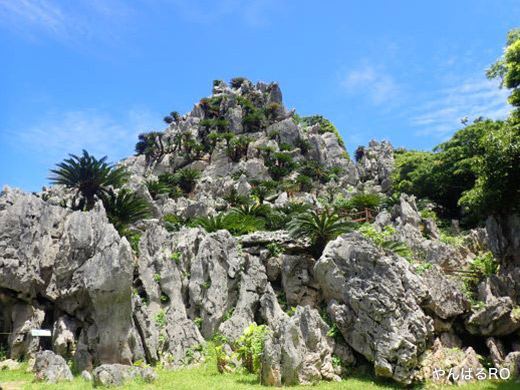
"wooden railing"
340,208,375,223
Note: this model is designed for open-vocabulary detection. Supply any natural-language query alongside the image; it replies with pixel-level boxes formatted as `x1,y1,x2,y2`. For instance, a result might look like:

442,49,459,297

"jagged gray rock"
314,233,434,385
33,350,73,383
421,266,471,319
465,296,520,336
0,188,134,366
261,306,340,386
92,364,157,387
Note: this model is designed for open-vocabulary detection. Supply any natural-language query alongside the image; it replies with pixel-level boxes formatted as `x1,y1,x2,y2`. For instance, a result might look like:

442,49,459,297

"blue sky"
1,0,518,191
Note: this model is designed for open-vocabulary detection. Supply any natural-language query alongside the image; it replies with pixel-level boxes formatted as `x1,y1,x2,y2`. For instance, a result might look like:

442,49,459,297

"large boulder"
465,296,520,336
314,233,434,385
33,350,73,383
0,188,134,366
261,306,340,386
92,364,157,387
420,266,471,319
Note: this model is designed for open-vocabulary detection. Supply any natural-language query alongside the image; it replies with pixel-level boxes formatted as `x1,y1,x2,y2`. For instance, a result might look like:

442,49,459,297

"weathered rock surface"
314,233,434,385
0,188,134,366
465,296,520,336
92,364,157,387
421,266,471,319
261,306,340,386
33,350,73,383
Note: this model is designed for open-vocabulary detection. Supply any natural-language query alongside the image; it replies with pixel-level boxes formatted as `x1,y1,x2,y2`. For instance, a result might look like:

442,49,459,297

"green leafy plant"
170,251,182,264
145,179,170,200
49,150,127,211
288,209,354,257
163,213,184,232
175,168,201,193
359,224,413,261
102,189,151,233
415,263,433,274
266,242,284,257
155,309,166,327
234,323,270,374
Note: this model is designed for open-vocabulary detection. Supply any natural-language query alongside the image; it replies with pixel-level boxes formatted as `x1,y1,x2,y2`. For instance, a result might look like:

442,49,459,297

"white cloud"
5,108,160,165
0,0,132,42
340,66,401,105
410,78,510,138
166,0,278,26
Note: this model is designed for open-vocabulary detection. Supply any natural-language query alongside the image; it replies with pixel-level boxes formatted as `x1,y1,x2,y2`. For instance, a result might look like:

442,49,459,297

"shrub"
288,209,354,257
176,168,201,193
163,213,184,232
470,251,498,277
348,193,381,211
230,77,247,89
235,323,270,374
102,189,151,233
145,179,170,200
355,146,365,162
359,224,413,261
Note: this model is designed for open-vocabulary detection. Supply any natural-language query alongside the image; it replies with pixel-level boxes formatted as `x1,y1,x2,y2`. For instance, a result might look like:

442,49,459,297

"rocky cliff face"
1,79,520,386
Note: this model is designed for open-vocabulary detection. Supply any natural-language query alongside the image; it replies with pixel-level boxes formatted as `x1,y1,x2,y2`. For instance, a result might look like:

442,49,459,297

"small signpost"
30,329,52,337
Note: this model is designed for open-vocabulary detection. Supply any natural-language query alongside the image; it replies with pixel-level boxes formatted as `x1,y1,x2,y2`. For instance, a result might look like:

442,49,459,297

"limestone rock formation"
33,350,73,383
261,306,340,386
314,233,434,385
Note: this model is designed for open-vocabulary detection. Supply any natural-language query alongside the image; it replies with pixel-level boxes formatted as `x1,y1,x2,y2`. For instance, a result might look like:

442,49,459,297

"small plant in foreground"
235,323,269,374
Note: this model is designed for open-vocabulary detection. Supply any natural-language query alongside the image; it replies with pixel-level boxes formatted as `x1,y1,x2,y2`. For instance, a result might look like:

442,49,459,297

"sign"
31,329,52,337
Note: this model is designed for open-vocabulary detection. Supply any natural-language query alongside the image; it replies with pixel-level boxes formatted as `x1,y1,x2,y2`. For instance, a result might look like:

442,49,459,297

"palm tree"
49,150,127,211
288,209,354,257
101,189,151,233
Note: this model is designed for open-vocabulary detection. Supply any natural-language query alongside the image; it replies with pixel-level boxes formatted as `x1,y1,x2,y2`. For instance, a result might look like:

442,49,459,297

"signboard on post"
31,329,52,337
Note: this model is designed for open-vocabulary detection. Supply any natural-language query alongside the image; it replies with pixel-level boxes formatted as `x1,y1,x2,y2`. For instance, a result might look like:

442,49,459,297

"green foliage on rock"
49,150,128,211
288,209,354,257
102,188,152,233
234,323,269,374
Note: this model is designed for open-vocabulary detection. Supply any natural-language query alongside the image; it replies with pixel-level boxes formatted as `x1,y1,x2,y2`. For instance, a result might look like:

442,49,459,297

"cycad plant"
288,208,354,257
101,189,151,233
49,150,127,210
176,168,201,193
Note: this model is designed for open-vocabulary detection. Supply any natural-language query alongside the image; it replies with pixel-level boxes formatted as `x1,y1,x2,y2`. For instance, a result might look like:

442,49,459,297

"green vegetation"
288,209,354,257
1,358,518,389
102,189,151,234
234,323,269,374
49,150,127,211
295,114,347,151
391,30,520,224
359,224,413,261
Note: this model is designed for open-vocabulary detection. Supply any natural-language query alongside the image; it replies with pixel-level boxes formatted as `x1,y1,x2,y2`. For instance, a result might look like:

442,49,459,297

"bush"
234,323,269,374
163,213,184,232
348,193,381,211
470,251,498,277
230,77,247,89
176,168,201,193
145,179,170,200
359,224,413,261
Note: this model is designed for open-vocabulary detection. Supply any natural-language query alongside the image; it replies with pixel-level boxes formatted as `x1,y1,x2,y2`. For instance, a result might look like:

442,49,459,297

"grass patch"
0,359,518,389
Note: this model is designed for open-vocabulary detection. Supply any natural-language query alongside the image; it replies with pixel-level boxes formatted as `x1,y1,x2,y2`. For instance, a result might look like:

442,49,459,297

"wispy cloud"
410,78,510,138
0,0,132,42
4,108,160,165
166,0,279,26
340,66,402,106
